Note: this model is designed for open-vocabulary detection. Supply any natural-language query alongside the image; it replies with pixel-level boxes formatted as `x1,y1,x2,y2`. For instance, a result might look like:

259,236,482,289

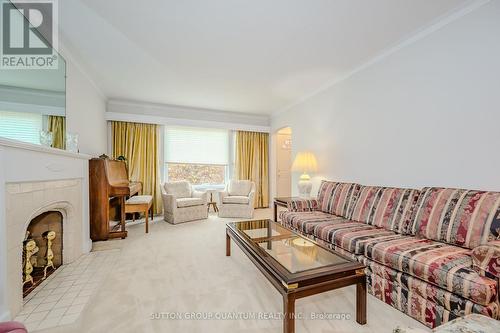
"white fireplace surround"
0,138,92,321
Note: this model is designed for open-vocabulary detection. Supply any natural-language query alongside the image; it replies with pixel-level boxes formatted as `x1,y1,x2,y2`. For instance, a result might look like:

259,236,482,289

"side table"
207,190,219,213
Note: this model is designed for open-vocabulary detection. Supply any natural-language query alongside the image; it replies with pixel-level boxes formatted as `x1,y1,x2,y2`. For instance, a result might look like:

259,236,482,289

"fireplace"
22,211,63,297
0,139,92,321
4,179,87,317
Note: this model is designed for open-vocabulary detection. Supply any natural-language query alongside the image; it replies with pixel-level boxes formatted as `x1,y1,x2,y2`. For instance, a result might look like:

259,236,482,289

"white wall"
63,48,107,156
271,1,500,198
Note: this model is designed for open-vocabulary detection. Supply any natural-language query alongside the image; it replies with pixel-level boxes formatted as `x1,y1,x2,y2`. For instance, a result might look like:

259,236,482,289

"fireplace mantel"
0,137,92,160
0,138,92,321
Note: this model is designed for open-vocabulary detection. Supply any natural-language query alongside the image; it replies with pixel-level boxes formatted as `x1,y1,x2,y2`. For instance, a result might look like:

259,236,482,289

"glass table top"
230,219,349,273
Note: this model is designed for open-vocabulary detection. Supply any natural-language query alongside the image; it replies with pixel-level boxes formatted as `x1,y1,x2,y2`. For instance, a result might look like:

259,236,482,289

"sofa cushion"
408,187,500,249
222,196,249,204
315,220,371,243
228,180,252,196
367,272,499,329
286,198,319,212
177,197,205,208
364,258,499,314
164,181,191,198
365,237,497,305
334,226,404,255
472,240,500,279
317,181,360,217
313,220,403,255
350,186,420,233
348,185,382,220
280,211,344,234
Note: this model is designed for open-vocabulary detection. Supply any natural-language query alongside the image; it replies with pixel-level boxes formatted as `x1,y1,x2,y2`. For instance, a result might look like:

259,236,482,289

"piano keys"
89,157,142,241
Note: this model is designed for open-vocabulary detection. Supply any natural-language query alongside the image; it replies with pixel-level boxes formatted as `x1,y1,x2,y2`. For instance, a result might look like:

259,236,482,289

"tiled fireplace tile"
14,249,120,332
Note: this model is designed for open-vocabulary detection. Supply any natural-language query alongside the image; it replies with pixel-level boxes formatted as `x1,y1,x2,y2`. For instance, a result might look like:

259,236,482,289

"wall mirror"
0,0,67,150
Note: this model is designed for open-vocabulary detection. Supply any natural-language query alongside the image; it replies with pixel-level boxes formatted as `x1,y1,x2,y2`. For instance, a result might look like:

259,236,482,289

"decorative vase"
39,131,53,147
297,173,312,198
66,132,79,153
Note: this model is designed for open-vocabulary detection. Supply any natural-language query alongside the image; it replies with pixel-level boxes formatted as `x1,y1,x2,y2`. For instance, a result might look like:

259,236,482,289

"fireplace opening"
22,211,63,297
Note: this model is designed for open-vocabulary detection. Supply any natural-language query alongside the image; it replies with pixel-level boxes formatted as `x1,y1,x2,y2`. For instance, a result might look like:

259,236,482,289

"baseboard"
84,238,92,253
0,310,11,321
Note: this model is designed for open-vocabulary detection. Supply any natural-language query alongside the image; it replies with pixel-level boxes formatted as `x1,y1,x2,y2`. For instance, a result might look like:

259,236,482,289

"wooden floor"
40,209,430,333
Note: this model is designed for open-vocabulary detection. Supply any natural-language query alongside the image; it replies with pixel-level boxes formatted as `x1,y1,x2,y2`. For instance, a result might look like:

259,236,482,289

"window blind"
165,126,229,165
0,111,42,144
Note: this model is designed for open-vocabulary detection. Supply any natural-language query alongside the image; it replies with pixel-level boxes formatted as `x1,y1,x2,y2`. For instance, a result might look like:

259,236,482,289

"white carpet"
37,209,429,333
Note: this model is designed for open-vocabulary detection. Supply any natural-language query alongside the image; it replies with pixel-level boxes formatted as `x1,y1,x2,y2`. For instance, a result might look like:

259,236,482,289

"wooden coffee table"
226,219,366,333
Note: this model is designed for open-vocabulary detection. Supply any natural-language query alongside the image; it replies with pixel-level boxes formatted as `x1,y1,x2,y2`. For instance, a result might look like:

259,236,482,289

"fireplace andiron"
42,230,56,279
22,239,39,286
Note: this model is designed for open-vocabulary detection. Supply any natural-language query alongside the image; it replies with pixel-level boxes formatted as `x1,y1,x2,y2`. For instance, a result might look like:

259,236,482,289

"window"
164,126,230,186
0,111,43,145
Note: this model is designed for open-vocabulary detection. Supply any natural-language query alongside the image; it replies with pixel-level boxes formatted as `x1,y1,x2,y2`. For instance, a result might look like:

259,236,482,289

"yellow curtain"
235,131,269,208
48,115,66,149
111,121,162,215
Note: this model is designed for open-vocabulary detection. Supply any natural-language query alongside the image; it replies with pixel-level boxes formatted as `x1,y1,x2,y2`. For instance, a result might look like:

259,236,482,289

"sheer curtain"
0,111,42,144
111,121,162,214
164,126,229,185
165,126,229,165
235,131,269,208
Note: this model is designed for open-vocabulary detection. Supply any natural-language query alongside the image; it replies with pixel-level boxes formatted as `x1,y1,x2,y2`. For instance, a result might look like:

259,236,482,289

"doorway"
275,127,292,197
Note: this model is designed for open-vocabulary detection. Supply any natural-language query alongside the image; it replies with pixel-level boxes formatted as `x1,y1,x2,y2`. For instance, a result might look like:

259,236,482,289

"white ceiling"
59,0,469,114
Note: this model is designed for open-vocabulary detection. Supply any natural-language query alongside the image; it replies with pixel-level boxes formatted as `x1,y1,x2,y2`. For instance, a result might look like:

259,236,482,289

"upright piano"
89,157,142,241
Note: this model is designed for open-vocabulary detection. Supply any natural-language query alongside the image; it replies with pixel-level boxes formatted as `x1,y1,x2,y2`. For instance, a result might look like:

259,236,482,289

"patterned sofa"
280,181,500,328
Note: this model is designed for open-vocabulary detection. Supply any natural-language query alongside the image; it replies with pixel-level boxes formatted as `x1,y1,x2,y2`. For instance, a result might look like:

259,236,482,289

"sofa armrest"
248,190,256,208
287,198,319,212
218,190,228,203
192,190,207,203
472,240,500,279
162,193,177,213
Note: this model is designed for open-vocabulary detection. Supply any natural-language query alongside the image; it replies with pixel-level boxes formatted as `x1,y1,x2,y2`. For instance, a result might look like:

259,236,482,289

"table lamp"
291,151,317,198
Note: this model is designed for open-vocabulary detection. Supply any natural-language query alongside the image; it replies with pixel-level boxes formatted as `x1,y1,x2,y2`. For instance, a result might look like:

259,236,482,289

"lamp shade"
291,152,318,174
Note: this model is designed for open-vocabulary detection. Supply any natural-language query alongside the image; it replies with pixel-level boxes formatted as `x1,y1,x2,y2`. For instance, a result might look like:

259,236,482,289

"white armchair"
218,180,255,218
162,181,208,224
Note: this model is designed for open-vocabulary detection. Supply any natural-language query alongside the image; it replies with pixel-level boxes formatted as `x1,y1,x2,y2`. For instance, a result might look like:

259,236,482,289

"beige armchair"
162,181,208,224
218,180,255,218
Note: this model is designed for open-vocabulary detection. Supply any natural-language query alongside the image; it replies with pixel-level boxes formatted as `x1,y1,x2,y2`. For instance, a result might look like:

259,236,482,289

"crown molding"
108,99,269,123
107,99,270,132
0,85,65,115
0,85,64,98
106,111,270,133
0,100,64,116
272,0,491,117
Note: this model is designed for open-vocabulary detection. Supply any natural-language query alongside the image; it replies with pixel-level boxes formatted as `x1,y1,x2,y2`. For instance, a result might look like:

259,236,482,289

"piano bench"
125,195,153,233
